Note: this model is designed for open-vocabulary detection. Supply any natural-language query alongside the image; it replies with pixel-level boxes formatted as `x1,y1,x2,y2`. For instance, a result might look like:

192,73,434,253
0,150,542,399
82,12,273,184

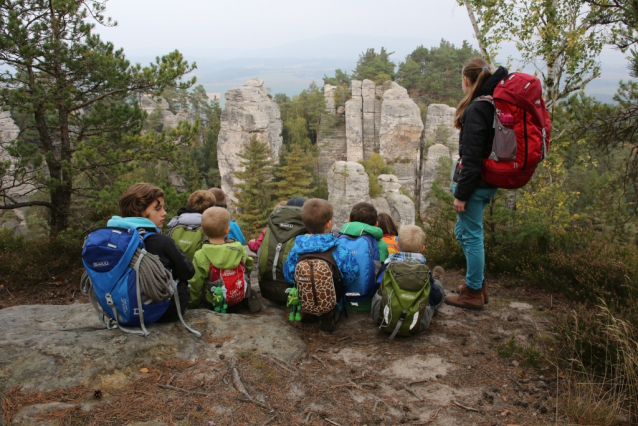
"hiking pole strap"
389,310,407,340
170,279,202,338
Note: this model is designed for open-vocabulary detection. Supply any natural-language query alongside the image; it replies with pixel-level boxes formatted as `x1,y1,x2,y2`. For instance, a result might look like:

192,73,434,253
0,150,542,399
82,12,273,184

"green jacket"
339,221,389,262
188,241,254,308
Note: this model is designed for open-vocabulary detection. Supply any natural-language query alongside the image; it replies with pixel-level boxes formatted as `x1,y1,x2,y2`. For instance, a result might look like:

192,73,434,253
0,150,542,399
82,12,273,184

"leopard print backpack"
294,247,344,316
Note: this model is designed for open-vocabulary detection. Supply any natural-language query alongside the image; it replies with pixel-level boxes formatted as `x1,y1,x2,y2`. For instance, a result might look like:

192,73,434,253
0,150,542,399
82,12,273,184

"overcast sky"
97,0,476,57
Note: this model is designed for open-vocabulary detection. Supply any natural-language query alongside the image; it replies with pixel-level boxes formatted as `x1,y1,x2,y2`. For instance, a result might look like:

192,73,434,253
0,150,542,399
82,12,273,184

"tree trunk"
49,178,71,234
464,0,492,65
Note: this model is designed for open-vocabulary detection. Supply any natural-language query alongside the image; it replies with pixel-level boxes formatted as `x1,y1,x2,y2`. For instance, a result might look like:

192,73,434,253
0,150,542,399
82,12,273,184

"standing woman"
445,58,508,310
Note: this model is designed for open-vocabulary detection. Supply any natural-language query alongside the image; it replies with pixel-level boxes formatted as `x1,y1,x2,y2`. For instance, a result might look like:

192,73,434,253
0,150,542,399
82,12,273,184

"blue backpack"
81,226,200,337
338,234,380,302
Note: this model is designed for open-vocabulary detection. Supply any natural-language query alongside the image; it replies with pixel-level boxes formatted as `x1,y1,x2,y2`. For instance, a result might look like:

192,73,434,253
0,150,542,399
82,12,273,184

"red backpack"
208,262,248,306
474,72,551,189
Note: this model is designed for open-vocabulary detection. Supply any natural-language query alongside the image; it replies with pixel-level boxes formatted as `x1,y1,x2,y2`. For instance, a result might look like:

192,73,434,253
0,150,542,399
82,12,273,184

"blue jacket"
227,221,245,245
283,233,359,285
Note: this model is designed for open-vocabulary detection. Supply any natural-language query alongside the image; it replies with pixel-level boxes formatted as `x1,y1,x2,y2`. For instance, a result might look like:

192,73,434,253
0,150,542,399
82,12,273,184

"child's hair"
398,225,425,253
119,183,165,217
349,202,378,226
208,188,227,208
275,200,287,208
201,207,230,238
454,57,492,129
302,198,333,234
187,190,217,213
377,212,398,236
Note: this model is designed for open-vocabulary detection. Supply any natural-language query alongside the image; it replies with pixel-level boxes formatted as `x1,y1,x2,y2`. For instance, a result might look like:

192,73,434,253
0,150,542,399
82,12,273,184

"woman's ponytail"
454,58,492,129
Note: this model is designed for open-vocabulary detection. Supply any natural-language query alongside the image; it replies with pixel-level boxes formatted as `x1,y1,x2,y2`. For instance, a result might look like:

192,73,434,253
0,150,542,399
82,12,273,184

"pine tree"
234,137,276,238
274,145,314,201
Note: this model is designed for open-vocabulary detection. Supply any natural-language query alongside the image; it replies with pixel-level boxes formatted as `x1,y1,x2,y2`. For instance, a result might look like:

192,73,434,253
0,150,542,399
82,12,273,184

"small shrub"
0,229,85,287
496,333,542,369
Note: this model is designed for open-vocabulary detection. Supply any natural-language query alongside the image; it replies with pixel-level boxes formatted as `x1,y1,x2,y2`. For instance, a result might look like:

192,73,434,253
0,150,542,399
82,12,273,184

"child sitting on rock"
371,225,445,336
208,188,245,245
108,183,194,323
378,212,399,255
338,202,388,311
167,190,217,260
283,198,359,333
188,207,261,313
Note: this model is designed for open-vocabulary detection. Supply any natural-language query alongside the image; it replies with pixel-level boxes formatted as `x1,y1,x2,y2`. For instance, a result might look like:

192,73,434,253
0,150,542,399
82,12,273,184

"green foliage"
274,145,315,201
277,82,331,145
359,154,395,198
497,334,542,369
234,137,276,239
351,48,396,83
461,0,604,111
322,69,352,87
0,0,196,233
0,228,84,287
396,40,479,105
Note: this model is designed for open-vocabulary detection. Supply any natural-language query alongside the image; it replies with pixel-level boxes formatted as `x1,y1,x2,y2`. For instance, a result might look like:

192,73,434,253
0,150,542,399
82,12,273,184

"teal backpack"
375,261,431,339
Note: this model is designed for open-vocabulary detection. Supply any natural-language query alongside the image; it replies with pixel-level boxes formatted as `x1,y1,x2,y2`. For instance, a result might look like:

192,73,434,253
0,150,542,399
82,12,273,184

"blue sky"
96,0,631,103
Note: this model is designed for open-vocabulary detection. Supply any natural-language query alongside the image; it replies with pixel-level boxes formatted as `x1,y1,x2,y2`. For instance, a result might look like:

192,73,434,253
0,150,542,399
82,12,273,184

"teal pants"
453,186,498,290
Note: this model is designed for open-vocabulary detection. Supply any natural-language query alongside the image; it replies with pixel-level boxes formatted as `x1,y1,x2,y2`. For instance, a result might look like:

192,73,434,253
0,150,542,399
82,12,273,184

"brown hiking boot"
456,279,488,304
432,266,445,283
445,286,484,310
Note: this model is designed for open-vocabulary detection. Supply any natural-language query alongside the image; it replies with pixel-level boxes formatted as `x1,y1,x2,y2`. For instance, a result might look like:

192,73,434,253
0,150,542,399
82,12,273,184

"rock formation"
419,144,452,214
0,110,29,235
217,78,283,209
321,81,423,196
139,95,193,130
378,82,424,193
0,304,306,421
327,161,370,229
419,104,459,217
422,104,459,156
345,81,363,162
377,174,415,227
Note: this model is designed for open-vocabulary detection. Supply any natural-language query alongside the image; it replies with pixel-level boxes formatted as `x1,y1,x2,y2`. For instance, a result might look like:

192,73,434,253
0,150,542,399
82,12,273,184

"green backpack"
168,225,208,261
375,261,431,339
258,206,307,303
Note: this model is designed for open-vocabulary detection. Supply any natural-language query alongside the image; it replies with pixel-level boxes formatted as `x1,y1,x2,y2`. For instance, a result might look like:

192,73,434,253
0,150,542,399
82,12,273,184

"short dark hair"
208,188,227,208
187,190,216,213
302,198,333,234
377,212,398,236
349,202,377,226
119,183,165,218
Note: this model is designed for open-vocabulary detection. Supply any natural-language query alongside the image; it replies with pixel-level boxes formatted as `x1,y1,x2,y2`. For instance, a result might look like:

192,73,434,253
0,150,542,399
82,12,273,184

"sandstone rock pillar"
378,82,424,195
327,161,370,230
419,144,452,216
218,78,283,209
345,80,363,162
362,79,376,159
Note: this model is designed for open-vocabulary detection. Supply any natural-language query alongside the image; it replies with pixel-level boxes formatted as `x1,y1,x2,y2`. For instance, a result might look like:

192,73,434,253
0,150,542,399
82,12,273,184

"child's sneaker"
433,266,445,283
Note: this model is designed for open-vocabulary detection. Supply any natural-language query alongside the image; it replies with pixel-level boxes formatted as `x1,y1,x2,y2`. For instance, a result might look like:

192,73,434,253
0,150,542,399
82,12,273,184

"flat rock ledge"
0,304,306,421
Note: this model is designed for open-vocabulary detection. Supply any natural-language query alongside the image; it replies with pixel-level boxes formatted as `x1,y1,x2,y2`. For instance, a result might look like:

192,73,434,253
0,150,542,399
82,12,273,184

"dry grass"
559,302,638,425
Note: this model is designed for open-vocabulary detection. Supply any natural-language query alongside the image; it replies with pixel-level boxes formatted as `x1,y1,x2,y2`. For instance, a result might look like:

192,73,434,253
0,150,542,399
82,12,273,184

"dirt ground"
2,269,576,426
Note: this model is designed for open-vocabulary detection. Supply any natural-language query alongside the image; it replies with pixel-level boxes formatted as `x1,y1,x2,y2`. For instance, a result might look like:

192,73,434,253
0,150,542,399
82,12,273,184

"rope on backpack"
129,249,172,302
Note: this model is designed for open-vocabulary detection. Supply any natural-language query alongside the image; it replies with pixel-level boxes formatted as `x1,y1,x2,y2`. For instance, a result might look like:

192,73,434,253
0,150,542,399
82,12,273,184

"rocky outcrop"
217,78,283,209
139,95,192,130
419,144,452,215
362,79,377,159
0,110,29,235
324,84,337,114
378,82,424,194
419,104,459,217
345,81,363,162
423,104,459,156
0,303,306,421
376,174,415,227
327,161,370,230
